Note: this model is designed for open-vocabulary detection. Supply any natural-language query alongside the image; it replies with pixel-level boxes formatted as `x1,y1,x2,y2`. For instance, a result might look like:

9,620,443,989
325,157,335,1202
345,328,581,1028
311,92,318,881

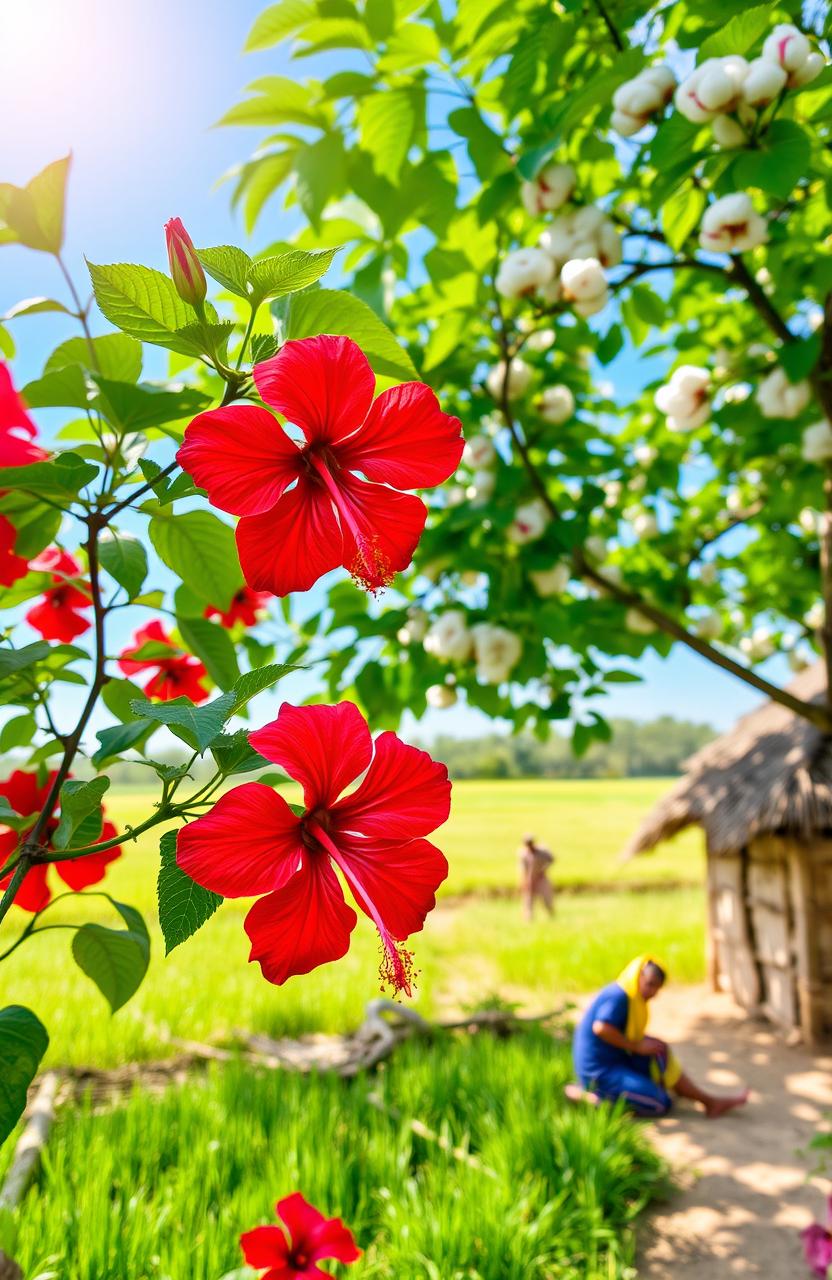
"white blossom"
611,64,676,136
799,507,821,535
426,683,458,709
699,193,768,254
486,358,532,402
742,57,787,106
530,561,571,597
539,209,621,270
467,469,496,504
560,257,608,317
655,365,711,432
520,323,556,352
424,610,473,662
537,384,575,424
756,366,811,419
520,162,576,215
626,608,656,634
675,56,749,122
603,479,623,507
788,649,811,673
633,443,657,466
495,247,555,299
712,114,749,147
632,511,659,539
805,601,825,630
802,421,832,463
762,24,825,85
508,498,548,544
471,623,522,684
739,626,774,662
463,435,497,469
694,610,722,640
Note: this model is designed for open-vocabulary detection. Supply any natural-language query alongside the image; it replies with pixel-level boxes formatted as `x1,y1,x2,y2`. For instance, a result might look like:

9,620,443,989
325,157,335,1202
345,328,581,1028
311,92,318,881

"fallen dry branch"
0,1072,59,1212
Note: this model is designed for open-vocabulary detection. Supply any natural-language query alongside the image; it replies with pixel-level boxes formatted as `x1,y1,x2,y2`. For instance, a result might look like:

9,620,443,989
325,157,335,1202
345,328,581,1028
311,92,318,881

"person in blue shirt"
570,954,750,1118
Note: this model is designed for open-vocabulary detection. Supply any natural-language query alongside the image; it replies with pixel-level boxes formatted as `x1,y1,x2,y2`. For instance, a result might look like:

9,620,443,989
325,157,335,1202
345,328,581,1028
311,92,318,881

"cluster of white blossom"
520,162,576,216
756,367,811,419
654,365,711,431
675,26,824,146
460,432,498,505
694,609,722,641
530,560,571,597
802,421,832,463
739,625,775,663
495,247,555,300
536,384,575,424
423,610,522,687
699,193,767,253
611,64,676,136
486,357,532,402
507,497,549,545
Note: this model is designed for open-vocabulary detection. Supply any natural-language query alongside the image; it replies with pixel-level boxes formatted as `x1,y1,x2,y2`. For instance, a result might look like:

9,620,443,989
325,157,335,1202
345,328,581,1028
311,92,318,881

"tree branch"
593,0,624,51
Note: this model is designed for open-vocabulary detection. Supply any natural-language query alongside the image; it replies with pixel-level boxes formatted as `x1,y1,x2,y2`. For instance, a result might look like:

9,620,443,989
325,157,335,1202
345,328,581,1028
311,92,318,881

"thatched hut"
623,663,832,1043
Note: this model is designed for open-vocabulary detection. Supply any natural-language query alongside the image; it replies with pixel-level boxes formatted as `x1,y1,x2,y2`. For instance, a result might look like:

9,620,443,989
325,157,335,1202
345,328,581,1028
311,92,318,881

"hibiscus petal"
249,702,372,809
236,479,343,597
335,835,448,940
253,336,374,446
25,600,91,642
332,732,451,840
0,769,53,817
334,473,426,591
0,514,28,587
337,381,464,489
276,1193,360,1266
176,783,303,897
276,1193,328,1250
0,863,51,913
244,856,357,985
177,405,302,516
240,1224,290,1269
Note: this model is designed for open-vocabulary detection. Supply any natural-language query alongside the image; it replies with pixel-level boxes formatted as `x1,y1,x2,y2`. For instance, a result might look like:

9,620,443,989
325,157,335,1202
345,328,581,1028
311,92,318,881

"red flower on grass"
204,585,271,629
177,701,451,993
0,361,48,467
25,548,92,642
177,335,464,597
802,1196,832,1277
0,514,28,587
240,1192,360,1279
0,770,122,913
118,620,209,703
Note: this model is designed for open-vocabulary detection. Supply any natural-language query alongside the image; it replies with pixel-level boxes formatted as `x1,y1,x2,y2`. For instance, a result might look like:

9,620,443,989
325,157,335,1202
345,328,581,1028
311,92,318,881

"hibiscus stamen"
306,454,393,592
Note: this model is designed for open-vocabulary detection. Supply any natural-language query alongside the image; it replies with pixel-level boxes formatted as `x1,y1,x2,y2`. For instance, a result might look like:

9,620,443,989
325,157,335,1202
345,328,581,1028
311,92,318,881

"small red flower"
0,513,28,587
802,1197,832,1278
0,361,48,467
165,217,207,308
0,770,122,913
25,548,92,642
240,1192,361,1279
177,702,450,993
204,586,271,629
177,335,464,597
118,619,209,703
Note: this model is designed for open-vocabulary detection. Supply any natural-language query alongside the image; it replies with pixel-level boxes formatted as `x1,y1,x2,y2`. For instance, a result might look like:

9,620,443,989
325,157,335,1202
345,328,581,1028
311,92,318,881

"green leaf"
0,155,70,253
247,247,338,305
72,920,150,1014
0,1006,49,1146
210,730,270,775
196,245,253,299
447,106,507,181
157,829,223,955
3,296,73,321
244,0,317,50
87,261,204,358
45,333,142,382
22,364,90,409
0,455,99,500
661,184,706,253
129,693,236,752
733,120,811,199
98,529,148,599
217,76,329,129
0,797,30,830
0,642,51,682
92,719,154,768
284,288,417,380
699,4,774,58
0,713,37,752
358,88,417,183
149,510,243,610
52,777,110,850
176,615,241,691
294,134,346,227
228,662,297,715
780,335,820,382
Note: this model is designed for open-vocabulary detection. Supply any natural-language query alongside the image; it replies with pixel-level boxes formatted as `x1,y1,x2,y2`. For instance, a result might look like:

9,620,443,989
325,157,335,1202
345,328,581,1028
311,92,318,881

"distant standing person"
518,833,555,920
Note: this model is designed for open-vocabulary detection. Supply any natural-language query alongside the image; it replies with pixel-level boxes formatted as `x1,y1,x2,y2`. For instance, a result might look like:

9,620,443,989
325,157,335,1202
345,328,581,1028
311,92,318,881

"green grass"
1,779,705,1067
1,1032,668,1280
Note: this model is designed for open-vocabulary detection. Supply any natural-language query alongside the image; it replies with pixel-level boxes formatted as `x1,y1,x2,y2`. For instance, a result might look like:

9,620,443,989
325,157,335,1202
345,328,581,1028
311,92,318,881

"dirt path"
637,985,832,1278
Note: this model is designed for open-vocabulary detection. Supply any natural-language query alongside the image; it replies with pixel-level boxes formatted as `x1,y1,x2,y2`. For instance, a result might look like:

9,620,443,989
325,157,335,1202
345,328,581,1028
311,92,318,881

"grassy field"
0,1032,668,1280
1,778,705,1067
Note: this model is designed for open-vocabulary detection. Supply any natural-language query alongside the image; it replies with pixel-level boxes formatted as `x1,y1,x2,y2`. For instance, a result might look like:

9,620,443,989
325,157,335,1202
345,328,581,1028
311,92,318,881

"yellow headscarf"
615,953,681,1088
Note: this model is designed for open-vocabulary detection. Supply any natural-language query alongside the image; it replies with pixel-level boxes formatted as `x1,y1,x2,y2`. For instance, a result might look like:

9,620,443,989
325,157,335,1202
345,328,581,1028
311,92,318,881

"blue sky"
0,0,786,737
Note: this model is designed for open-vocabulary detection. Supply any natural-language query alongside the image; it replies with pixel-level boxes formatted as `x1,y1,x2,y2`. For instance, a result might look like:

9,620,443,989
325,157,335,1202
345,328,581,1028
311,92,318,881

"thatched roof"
623,662,832,858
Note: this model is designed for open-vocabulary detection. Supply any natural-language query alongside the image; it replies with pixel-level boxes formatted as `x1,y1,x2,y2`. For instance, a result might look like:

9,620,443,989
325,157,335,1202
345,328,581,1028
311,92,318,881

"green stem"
235,304,259,371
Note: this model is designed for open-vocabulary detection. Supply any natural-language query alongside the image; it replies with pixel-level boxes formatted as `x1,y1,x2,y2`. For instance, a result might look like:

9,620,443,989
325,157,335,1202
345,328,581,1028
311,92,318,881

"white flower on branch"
742,57,788,106
712,114,750,147
486,358,532,401
756,366,811,419
560,257,609,317
694,610,722,640
462,435,497,469
739,626,775,662
802,420,832,463
530,561,571,597
424,610,473,662
762,24,825,85
508,497,549,544
520,162,576,215
426,683,457,709
611,64,676,136
655,365,711,432
536,384,575,424
495,247,555,299
699,193,768,254
675,56,749,122
471,623,523,684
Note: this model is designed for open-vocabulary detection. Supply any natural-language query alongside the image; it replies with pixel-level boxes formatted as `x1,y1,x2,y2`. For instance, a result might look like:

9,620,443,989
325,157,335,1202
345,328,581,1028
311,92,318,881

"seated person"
570,954,749,1118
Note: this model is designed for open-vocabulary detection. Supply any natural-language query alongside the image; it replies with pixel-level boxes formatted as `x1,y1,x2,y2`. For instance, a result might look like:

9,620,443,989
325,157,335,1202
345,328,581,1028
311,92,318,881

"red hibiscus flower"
204,585,271,629
176,335,464,597
0,770,122,913
240,1192,360,1279
118,619,209,703
25,548,92,642
0,361,48,467
0,513,28,587
177,701,451,993
802,1197,832,1278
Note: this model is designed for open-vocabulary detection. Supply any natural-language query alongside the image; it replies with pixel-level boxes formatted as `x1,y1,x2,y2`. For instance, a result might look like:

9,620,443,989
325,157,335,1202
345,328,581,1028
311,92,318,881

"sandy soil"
636,985,832,1278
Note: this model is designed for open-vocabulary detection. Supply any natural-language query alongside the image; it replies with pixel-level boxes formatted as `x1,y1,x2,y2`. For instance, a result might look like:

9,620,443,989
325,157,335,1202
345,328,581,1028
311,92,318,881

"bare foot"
565,1083,600,1107
705,1088,750,1119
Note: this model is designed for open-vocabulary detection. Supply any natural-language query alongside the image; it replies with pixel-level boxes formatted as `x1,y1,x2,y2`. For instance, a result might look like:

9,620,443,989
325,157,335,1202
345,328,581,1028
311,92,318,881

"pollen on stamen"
348,534,393,596
378,937,417,1000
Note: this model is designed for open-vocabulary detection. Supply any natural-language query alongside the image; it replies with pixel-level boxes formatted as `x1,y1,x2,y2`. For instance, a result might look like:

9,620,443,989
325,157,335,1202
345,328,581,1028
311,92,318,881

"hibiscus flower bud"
426,682,458,709
762,23,812,72
536,384,575,424
165,217,207,308
802,420,832,463
742,57,788,106
486,358,533,401
462,434,497,469
424,610,473,662
560,257,608,316
495,247,555,299
698,56,749,111
756,366,811,419
520,162,576,215
675,67,716,122
712,114,749,148
626,608,656,635
524,326,556,352
655,365,711,431
699,193,768,254
507,497,548,545
694,609,722,640
471,623,522,684
611,65,676,136
530,561,571,597
791,50,826,87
